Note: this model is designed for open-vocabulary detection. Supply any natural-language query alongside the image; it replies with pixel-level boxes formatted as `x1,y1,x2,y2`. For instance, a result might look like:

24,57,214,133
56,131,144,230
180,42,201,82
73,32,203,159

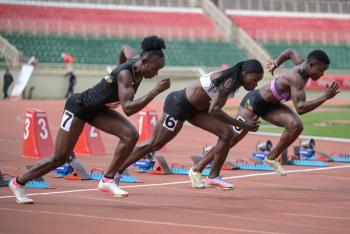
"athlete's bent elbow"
296,108,306,115
122,106,135,116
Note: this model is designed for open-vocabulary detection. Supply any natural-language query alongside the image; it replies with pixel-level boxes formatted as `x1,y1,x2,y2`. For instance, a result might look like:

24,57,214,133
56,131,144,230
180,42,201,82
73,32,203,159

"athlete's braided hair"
141,35,166,58
209,59,263,97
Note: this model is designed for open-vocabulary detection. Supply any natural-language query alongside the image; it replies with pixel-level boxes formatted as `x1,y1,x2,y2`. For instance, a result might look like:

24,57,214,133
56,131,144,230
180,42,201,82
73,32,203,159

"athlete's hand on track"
242,119,260,132
266,59,277,75
324,81,340,100
155,78,171,93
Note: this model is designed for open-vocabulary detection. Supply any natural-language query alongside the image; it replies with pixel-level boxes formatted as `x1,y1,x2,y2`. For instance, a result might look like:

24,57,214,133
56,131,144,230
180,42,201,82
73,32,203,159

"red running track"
0,100,349,234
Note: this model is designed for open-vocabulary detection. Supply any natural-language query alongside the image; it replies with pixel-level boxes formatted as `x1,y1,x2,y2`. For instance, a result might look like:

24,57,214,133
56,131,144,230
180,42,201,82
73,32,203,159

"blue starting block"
171,168,211,176
288,160,328,167
330,156,350,163
252,152,266,161
0,169,51,189
133,160,155,172
1,179,51,189
25,181,50,188
89,169,142,183
299,149,315,159
54,164,74,177
235,163,273,171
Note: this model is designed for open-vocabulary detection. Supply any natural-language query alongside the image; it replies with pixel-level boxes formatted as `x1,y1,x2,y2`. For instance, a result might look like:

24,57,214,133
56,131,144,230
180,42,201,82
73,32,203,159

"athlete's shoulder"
288,69,305,89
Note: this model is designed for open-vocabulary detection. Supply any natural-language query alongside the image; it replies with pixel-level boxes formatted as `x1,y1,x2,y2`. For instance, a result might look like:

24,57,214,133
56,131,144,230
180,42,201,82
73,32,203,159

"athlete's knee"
288,119,304,135
120,128,139,144
220,126,235,143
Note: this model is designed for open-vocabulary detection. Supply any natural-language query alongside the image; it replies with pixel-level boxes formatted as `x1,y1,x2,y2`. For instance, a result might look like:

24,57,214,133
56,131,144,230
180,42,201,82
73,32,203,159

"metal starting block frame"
63,162,91,180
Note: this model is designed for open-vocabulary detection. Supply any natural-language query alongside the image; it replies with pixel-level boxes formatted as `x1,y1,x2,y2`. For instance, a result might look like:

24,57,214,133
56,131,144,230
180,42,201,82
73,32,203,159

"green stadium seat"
2,33,247,67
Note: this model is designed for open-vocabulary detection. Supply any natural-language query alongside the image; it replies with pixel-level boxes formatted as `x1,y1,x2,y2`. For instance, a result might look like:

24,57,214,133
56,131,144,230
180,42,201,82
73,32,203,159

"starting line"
0,165,350,199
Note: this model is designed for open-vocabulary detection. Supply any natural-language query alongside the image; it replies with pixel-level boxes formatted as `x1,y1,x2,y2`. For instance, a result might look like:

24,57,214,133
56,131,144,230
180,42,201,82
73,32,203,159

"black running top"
77,59,142,111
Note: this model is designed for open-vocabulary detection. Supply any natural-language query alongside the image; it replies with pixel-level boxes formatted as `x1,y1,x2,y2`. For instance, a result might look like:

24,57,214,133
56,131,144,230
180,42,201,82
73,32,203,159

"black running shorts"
240,90,282,117
64,93,107,122
163,89,199,121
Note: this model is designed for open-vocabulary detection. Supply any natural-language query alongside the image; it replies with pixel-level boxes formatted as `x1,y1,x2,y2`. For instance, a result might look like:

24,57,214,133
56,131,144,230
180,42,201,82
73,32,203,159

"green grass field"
225,105,350,139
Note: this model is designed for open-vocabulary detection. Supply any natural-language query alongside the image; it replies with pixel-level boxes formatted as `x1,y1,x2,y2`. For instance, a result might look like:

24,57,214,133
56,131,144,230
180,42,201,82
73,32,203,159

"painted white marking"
1,165,349,199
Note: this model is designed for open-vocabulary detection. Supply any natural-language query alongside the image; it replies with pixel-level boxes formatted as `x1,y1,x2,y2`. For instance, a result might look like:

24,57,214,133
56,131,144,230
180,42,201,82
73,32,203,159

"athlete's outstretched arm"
208,93,259,132
291,80,339,115
118,70,170,116
267,48,304,75
118,45,138,64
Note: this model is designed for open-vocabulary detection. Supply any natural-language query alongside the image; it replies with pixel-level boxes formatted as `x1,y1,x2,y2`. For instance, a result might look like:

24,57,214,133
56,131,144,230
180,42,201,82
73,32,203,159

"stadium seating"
223,0,350,14
2,33,247,67
0,3,224,40
229,15,350,44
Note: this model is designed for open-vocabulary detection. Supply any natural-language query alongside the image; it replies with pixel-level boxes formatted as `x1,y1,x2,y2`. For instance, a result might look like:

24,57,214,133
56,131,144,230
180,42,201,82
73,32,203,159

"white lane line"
0,207,286,234
0,165,349,199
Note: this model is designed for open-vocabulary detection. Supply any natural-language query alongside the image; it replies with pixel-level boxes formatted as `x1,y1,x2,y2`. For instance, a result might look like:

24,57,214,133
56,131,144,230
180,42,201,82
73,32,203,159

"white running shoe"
98,179,128,198
205,176,235,191
263,158,286,176
9,178,34,204
188,167,205,189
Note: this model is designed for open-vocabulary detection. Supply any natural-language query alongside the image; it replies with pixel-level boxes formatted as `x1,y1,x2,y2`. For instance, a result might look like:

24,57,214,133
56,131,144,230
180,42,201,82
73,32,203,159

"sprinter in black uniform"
9,36,170,204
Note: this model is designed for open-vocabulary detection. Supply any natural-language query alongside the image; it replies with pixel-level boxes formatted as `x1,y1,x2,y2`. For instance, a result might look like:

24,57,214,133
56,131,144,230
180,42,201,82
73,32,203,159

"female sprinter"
192,49,339,183
9,36,170,203
115,59,263,191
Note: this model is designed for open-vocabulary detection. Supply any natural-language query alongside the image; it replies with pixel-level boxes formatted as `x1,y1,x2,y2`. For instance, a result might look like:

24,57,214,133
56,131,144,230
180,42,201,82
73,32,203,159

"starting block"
25,165,52,188
234,161,273,171
330,152,350,163
288,139,333,165
288,160,328,167
0,168,52,189
171,167,211,176
89,168,142,183
64,162,91,180
190,155,239,170
133,160,155,172
54,164,74,177
147,156,211,176
331,157,350,163
252,140,273,161
148,156,172,175
25,180,51,189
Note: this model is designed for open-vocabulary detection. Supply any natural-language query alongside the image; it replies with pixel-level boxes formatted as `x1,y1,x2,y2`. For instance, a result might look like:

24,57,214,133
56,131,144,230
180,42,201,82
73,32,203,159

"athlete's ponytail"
209,59,263,96
141,35,166,58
